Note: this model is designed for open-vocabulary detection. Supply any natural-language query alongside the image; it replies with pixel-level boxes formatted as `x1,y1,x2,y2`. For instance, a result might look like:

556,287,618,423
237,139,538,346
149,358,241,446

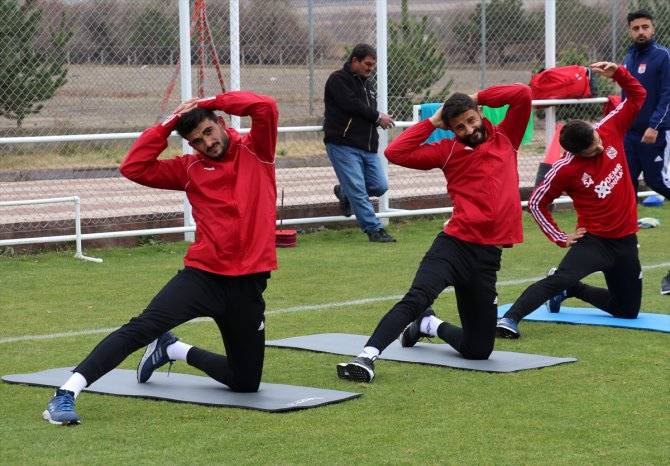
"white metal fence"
1,0,665,250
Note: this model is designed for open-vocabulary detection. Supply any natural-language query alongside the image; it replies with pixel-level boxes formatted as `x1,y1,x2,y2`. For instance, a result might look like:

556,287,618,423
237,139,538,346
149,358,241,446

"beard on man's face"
205,142,223,159
459,124,487,147
634,35,651,46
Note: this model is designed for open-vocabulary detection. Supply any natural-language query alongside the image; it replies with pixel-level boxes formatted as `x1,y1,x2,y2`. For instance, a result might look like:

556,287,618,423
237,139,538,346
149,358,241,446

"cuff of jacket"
197,95,223,110
154,113,180,139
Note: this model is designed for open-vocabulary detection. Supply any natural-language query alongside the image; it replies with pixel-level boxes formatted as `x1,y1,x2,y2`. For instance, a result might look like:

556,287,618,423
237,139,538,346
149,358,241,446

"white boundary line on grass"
2,262,669,345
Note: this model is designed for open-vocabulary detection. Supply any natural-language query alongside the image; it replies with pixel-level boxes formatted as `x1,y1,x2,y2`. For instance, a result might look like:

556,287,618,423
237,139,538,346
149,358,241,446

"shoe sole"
336,362,373,383
496,325,520,339
661,289,670,295
42,409,80,426
137,338,160,383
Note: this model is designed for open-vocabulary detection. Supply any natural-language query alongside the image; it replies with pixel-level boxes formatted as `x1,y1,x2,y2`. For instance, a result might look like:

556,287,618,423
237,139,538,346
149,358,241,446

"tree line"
2,0,668,128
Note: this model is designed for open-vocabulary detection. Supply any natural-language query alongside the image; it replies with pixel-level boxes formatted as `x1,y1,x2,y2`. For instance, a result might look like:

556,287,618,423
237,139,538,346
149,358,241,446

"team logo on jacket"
638,64,646,74
581,172,594,188
605,146,617,159
593,163,623,199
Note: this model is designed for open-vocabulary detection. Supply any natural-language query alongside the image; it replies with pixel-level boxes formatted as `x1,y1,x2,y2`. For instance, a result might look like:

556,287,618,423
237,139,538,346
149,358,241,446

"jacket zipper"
357,75,374,152
343,118,352,138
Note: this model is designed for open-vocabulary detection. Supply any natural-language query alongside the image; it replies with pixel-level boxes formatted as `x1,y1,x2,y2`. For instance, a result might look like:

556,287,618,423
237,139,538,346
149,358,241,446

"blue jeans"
326,143,387,233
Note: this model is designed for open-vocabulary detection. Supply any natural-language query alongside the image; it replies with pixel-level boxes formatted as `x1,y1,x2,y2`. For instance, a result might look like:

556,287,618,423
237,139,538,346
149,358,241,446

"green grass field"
1,206,668,465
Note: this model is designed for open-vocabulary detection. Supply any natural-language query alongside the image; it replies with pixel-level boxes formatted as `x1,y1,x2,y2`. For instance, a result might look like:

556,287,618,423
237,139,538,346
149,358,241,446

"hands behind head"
589,62,618,79
429,105,449,130
172,98,199,117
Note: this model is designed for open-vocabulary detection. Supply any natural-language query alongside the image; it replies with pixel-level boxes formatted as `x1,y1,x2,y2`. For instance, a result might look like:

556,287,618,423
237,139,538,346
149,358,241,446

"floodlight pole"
481,0,487,89
179,0,195,241
308,0,315,114
611,0,617,62
230,0,241,129
376,0,390,226
545,0,556,152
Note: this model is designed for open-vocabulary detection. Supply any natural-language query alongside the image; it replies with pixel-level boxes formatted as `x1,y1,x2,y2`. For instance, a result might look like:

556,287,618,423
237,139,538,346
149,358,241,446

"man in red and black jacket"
337,82,532,383
43,91,279,426
497,62,646,339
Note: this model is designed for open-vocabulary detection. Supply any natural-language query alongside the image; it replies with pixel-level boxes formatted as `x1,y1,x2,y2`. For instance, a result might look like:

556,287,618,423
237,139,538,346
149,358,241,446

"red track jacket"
120,91,279,275
529,66,645,246
385,84,532,246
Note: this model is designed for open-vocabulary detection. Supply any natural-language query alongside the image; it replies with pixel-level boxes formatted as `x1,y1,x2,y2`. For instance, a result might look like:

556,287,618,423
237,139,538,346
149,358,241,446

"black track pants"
75,267,269,392
367,233,502,360
504,233,641,322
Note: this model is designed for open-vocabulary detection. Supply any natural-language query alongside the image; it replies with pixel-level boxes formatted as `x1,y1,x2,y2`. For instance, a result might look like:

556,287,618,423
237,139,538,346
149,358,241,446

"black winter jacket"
323,62,380,152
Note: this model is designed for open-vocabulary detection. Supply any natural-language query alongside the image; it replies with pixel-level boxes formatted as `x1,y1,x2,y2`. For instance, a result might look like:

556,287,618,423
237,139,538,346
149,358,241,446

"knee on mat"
460,347,493,361
618,309,640,319
228,378,261,393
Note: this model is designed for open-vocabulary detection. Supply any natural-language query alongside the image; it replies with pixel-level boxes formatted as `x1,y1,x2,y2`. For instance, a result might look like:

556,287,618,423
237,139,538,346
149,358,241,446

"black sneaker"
400,307,435,347
545,267,567,313
333,185,352,217
336,356,375,382
137,331,179,383
368,228,396,243
662,271,670,296
496,317,520,339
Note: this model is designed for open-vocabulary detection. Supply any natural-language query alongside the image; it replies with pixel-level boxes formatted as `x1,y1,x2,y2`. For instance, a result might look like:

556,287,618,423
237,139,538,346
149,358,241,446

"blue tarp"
497,304,670,333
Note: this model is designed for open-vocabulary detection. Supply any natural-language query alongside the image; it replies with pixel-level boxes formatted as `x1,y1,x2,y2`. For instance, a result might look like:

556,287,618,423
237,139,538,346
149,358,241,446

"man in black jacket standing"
323,43,396,243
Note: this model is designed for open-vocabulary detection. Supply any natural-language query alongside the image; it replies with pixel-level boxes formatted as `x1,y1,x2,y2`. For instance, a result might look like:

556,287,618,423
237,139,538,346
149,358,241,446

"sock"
167,341,193,361
59,372,88,398
421,315,444,337
358,346,380,361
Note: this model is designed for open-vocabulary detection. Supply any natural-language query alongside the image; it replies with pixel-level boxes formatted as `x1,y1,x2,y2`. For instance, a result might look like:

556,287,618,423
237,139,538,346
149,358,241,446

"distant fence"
2,0,661,249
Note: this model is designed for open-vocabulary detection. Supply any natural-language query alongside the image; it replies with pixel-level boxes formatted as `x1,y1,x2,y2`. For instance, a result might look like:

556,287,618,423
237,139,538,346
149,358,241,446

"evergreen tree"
129,7,177,64
0,0,72,128
387,0,453,119
455,0,542,65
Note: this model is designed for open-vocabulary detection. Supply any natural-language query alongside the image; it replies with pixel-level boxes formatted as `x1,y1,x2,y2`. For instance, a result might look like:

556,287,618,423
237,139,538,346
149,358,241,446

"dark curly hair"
440,93,478,125
559,120,594,154
175,107,218,139
627,9,653,25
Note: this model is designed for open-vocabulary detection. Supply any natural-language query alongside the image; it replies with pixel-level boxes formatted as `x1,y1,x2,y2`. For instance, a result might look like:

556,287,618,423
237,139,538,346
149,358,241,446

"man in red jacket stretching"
43,91,279,425
497,62,646,339
337,82,532,382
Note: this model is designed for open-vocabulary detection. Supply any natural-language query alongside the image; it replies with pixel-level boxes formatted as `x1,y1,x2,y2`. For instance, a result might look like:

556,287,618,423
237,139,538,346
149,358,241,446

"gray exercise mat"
2,367,361,412
267,333,576,373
